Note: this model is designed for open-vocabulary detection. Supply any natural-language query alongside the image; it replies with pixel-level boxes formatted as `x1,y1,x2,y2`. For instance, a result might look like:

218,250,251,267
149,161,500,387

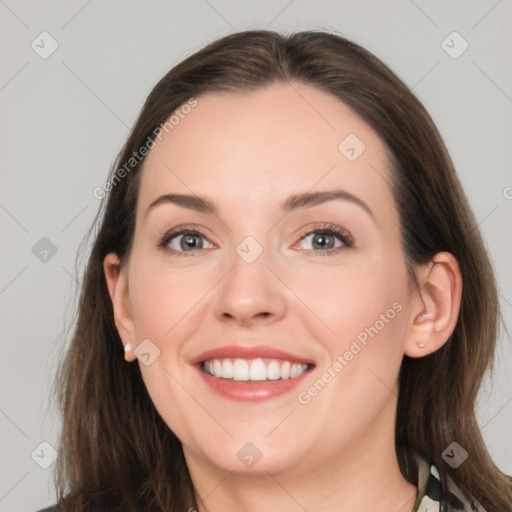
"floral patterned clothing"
401,450,487,512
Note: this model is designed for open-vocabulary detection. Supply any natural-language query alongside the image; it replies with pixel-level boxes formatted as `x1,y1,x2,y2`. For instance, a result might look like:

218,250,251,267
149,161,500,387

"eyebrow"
145,190,374,219
282,190,374,218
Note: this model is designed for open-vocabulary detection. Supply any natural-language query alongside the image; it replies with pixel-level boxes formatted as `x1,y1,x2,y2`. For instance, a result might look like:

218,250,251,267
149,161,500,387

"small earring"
416,340,426,349
419,312,434,321
124,343,132,361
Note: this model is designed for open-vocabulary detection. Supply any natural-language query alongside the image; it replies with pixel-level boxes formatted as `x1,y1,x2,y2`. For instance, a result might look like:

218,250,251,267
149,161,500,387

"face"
114,83,414,479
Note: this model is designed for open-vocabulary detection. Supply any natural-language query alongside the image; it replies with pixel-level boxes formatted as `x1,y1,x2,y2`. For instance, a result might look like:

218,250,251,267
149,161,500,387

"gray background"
1,1,511,510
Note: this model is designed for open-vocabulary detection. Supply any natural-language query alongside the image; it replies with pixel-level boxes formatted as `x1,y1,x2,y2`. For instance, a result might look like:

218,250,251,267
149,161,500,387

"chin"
203,441,304,476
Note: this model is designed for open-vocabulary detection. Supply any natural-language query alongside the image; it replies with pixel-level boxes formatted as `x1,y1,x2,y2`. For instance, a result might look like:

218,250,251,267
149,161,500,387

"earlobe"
103,253,137,362
404,252,462,359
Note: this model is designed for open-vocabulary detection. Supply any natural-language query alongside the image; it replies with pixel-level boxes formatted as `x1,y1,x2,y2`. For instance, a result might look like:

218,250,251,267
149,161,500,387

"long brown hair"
54,30,512,511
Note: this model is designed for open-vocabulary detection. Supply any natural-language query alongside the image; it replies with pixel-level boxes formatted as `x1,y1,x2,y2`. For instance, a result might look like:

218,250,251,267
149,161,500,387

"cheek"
294,254,408,419
128,255,214,344
126,257,217,443
292,248,409,419
289,247,408,352
331,252,408,394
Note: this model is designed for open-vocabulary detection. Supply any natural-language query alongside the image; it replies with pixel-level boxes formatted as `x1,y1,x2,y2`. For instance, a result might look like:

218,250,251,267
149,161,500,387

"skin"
104,82,462,512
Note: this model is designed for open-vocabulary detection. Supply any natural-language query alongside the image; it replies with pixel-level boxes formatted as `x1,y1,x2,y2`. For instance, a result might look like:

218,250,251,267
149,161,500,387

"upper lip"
191,345,315,366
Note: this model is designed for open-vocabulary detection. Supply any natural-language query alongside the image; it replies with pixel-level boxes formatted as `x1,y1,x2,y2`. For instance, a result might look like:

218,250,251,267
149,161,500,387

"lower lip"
196,365,312,401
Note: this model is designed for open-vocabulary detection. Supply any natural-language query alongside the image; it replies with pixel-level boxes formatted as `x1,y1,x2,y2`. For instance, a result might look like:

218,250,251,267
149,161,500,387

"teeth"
290,364,301,378
233,359,249,381
202,358,309,381
222,359,233,379
281,361,291,379
267,360,281,380
249,359,266,381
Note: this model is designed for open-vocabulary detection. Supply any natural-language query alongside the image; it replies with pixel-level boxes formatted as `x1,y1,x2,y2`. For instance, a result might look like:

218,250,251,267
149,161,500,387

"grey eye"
168,233,212,252
299,232,343,251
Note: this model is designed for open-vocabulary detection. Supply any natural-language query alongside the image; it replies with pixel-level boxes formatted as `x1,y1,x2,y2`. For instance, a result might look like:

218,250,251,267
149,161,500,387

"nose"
213,247,287,328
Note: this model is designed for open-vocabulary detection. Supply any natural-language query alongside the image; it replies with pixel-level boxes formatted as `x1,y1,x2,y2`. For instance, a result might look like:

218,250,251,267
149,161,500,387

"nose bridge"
213,233,286,325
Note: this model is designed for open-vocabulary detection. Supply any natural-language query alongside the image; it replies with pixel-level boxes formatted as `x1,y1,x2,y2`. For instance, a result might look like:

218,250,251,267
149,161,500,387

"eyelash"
157,223,354,257
295,223,354,255
157,225,212,257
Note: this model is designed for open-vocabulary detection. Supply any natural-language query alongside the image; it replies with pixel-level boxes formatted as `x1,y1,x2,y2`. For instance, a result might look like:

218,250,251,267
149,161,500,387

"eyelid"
294,222,354,249
157,224,216,255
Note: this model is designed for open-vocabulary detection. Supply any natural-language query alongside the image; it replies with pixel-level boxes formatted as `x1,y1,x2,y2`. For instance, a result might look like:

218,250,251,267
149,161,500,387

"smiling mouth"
201,358,313,382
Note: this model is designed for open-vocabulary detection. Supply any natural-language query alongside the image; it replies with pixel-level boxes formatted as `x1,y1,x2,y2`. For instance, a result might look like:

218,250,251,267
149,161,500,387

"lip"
191,345,315,402
196,368,311,401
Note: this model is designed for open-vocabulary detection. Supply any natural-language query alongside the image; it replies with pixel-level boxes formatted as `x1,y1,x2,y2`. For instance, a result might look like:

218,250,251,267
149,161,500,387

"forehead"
138,82,394,219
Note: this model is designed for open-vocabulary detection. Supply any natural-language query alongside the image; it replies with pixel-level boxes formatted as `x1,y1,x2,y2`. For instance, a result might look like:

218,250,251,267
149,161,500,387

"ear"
404,252,462,358
103,253,137,362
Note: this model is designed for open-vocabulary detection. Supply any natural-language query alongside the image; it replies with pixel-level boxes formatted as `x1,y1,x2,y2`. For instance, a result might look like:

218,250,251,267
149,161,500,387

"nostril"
219,310,273,325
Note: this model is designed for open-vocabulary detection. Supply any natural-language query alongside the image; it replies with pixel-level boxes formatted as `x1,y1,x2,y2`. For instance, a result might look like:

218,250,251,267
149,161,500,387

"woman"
41,30,512,511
